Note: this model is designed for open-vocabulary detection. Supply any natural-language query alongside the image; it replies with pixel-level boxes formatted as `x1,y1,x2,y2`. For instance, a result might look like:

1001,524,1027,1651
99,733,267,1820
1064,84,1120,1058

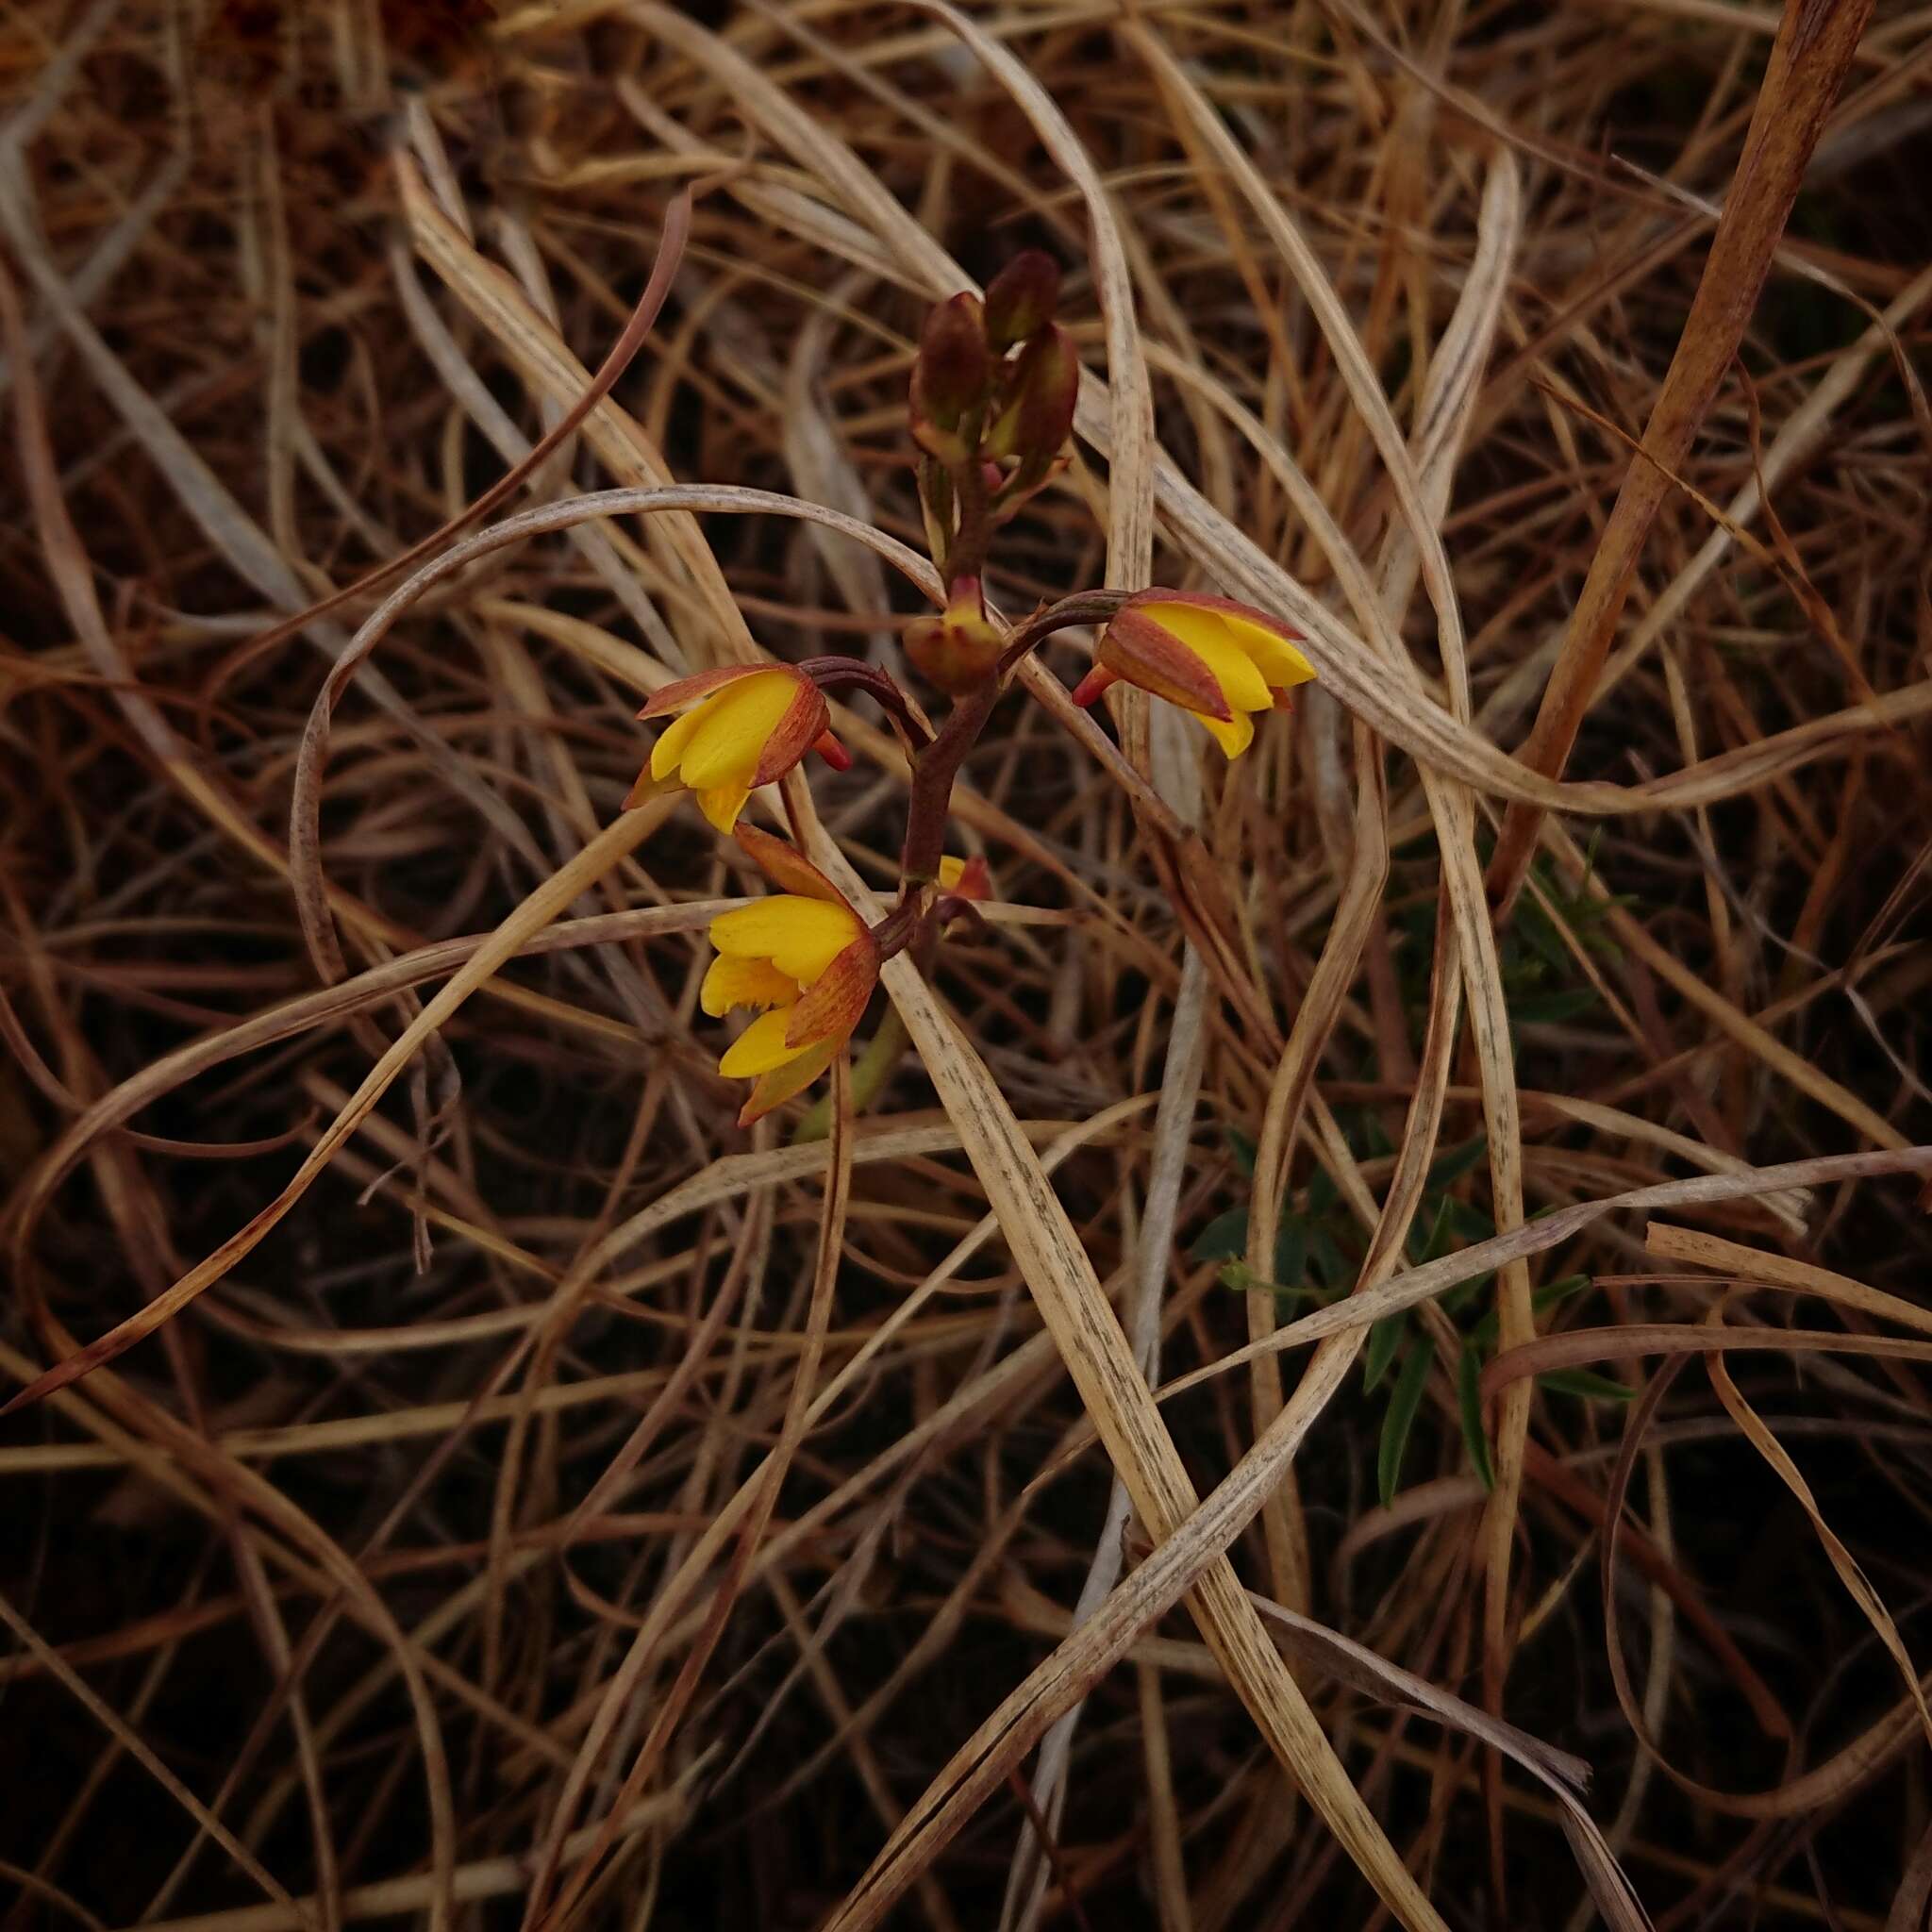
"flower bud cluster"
905,257,1080,695
908,253,1077,508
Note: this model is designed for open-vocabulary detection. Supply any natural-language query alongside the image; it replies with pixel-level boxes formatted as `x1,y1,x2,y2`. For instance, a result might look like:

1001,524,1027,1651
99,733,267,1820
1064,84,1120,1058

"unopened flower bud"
904,576,1003,695
984,251,1060,349
938,854,992,901
909,293,991,461
987,324,1078,467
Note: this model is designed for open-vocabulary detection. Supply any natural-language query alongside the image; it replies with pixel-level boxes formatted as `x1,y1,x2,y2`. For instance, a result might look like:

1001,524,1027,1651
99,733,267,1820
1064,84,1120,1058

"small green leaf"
1424,1134,1489,1191
1533,1274,1593,1313
1363,1313,1407,1393
1441,1271,1493,1318
1308,1226,1348,1292
1407,1193,1457,1267
1190,1208,1248,1263
1274,1219,1307,1291
1471,1274,1593,1350
1457,1349,1494,1491
1509,987,1600,1026
1225,1127,1257,1177
1536,1368,1634,1403
1378,1342,1434,1507
1579,824,1604,890
1217,1261,1324,1306
1515,893,1572,975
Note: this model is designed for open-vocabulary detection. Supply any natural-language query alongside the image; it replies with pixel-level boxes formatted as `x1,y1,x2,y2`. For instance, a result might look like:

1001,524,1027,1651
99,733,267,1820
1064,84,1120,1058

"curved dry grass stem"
1486,0,1881,913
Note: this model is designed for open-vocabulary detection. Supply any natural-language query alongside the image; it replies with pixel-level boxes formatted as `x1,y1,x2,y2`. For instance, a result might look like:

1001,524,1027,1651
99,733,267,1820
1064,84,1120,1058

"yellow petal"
738,1037,839,1124
676,672,799,789
708,898,862,984
648,702,708,780
701,955,798,1017
719,1007,814,1078
696,780,752,832
938,857,965,889
1226,613,1317,692
1199,707,1256,758
1190,630,1275,715
1140,604,1272,713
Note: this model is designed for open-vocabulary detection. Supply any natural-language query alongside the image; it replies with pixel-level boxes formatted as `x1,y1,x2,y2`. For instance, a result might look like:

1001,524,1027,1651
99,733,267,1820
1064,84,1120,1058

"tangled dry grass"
3,1,1931,1927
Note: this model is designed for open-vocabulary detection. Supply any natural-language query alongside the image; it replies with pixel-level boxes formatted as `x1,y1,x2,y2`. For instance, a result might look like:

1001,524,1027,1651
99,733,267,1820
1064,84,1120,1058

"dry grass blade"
1643,1224,1932,1746
1704,1326,1932,1748
1150,1147,1932,1399
1644,1224,1932,1340
0,1589,298,1919
122,1788,694,1932
1487,0,1880,910
809,800,1452,1925
1118,28,1538,1817
525,1062,854,1930
3,808,666,1412
1244,1594,1653,1932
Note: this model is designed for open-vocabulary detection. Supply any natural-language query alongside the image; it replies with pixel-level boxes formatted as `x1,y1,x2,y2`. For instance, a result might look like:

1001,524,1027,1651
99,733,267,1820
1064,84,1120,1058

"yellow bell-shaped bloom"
1071,591,1316,758
631,666,850,831
703,826,878,1124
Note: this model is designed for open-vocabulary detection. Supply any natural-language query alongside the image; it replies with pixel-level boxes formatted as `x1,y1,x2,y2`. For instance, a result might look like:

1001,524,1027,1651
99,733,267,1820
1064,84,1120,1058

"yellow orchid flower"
704,825,877,1124
1072,591,1316,758
630,665,850,832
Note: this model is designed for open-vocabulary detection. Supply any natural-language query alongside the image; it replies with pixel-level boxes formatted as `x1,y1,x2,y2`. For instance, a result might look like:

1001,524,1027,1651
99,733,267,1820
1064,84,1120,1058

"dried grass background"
3,1,1932,1928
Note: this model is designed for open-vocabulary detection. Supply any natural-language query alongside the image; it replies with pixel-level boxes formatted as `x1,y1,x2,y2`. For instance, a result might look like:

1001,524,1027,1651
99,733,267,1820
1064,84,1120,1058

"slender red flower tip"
812,729,853,773
1069,664,1119,708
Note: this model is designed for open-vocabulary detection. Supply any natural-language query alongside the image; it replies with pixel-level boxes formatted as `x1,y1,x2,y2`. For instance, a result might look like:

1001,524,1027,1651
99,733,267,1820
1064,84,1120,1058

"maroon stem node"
802,656,932,751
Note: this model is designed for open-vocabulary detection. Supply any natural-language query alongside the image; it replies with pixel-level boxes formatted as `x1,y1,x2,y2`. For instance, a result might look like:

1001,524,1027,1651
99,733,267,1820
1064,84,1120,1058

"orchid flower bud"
983,250,1060,349
986,323,1077,470
904,576,1003,695
909,292,991,463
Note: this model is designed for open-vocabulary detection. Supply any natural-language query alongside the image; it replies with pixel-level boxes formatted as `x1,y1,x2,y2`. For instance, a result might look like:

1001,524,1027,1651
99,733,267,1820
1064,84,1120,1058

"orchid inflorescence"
632,255,1318,1124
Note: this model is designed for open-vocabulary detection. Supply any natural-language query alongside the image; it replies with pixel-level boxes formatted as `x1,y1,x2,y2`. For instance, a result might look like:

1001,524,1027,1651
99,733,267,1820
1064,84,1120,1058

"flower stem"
995,588,1126,676
900,678,998,884
791,1007,907,1142
940,405,989,582
895,591,1129,886
802,656,932,751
